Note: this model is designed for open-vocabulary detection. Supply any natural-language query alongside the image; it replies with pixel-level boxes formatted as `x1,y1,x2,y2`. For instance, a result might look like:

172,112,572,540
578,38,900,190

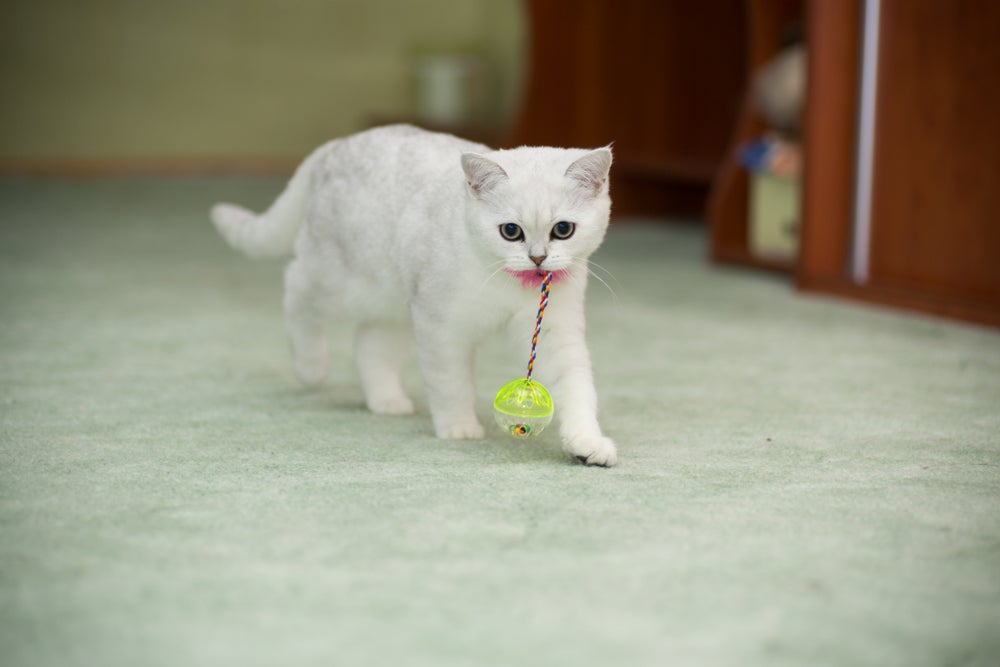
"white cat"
212,125,618,466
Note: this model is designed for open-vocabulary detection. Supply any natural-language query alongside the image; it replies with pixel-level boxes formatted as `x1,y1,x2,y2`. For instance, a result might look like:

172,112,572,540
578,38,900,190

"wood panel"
799,0,1000,327
796,0,860,284
867,0,1000,307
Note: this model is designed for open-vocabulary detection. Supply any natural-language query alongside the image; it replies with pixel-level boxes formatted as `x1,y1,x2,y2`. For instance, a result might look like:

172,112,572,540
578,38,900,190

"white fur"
212,125,618,466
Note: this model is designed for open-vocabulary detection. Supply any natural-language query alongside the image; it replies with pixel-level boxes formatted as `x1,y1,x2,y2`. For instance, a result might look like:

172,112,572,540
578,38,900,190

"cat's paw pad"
367,395,415,416
436,420,486,440
564,435,618,467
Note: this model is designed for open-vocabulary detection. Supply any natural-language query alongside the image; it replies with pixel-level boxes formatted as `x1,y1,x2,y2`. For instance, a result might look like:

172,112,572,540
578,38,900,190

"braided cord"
526,272,553,381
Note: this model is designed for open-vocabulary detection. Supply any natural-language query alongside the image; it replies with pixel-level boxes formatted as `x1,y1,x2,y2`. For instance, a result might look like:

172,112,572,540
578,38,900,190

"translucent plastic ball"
493,378,554,439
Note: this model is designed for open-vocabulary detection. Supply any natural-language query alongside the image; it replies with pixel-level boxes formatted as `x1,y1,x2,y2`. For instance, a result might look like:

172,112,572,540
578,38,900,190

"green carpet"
1,179,998,666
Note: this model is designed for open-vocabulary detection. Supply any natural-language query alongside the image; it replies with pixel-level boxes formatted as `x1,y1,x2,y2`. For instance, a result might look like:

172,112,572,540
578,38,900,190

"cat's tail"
210,150,320,259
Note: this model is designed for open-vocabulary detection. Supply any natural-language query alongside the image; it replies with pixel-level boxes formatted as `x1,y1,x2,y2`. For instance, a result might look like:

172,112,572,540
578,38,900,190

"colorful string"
526,272,553,381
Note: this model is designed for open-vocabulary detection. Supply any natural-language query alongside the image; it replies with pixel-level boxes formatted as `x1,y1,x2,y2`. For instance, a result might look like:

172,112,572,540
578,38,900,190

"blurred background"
0,0,750,218
0,0,525,166
1,0,998,327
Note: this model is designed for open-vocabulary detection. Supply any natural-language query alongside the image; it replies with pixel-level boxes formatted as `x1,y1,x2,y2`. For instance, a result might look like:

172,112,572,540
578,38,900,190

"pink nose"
530,255,546,266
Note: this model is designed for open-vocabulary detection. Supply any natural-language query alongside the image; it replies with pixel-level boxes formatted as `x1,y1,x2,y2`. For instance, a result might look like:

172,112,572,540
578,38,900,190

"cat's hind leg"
283,260,330,387
354,323,415,415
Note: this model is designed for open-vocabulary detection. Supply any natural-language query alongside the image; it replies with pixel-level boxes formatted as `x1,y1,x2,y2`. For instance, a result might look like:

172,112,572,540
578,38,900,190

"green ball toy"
493,271,556,439
493,378,554,438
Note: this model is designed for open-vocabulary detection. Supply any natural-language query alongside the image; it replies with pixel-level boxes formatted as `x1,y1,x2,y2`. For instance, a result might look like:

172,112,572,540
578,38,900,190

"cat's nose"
530,254,547,266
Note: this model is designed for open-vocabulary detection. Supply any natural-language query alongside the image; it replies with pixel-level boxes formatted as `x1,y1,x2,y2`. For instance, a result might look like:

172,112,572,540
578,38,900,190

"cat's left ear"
565,146,613,195
461,153,508,197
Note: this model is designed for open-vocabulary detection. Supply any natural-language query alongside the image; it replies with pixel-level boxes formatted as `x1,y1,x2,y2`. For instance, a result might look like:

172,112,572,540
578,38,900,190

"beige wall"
0,0,524,163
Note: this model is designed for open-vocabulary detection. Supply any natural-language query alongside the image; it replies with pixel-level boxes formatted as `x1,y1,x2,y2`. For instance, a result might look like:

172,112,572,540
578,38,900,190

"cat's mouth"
504,268,570,289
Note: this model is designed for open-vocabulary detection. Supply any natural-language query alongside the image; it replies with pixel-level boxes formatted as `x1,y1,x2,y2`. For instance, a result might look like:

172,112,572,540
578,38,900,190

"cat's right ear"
461,153,508,197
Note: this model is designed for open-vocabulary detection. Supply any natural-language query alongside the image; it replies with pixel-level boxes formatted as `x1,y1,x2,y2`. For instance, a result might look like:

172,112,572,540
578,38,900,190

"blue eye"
551,221,576,239
499,223,524,241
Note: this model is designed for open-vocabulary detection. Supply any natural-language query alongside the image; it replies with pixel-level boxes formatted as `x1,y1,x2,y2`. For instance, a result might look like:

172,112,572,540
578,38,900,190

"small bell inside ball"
493,378,554,438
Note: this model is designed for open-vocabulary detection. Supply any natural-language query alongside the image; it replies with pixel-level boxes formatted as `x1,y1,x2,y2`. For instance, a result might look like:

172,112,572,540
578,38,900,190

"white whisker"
587,269,618,302
571,257,619,302
563,266,586,291
584,259,621,287
477,259,511,293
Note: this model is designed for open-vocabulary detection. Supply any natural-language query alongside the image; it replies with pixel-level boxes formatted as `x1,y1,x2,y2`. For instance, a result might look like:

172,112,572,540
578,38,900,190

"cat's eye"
499,223,524,241
551,221,576,240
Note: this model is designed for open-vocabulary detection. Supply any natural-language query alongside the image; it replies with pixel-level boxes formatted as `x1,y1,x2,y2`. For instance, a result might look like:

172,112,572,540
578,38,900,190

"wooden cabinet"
709,0,1000,326
512,0,1000,326
504,0,747,217
797,0,1000,327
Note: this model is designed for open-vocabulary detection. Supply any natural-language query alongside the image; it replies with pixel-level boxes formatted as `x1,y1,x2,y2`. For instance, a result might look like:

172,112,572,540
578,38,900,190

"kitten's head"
460,145,612,285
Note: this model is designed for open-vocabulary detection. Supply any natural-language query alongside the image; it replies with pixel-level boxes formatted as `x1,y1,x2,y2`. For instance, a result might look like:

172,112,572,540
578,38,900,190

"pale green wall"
0,0,524,161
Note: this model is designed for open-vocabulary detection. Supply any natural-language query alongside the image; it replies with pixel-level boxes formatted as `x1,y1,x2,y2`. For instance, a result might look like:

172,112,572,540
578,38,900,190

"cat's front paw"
435,419,486,440
563,435,618,467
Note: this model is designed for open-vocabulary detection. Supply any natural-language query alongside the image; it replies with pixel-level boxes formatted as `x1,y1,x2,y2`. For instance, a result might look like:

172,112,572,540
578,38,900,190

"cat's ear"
565,147,613,195
461,153,508,197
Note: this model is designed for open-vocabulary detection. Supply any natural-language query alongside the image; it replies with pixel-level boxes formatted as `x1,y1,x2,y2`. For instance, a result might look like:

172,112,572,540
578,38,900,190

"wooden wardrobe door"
505,0,746,217
867,0,1000,316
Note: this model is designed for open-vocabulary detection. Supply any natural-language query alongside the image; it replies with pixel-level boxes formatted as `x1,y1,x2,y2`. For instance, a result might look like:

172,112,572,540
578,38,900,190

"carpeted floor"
1,179,998,666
